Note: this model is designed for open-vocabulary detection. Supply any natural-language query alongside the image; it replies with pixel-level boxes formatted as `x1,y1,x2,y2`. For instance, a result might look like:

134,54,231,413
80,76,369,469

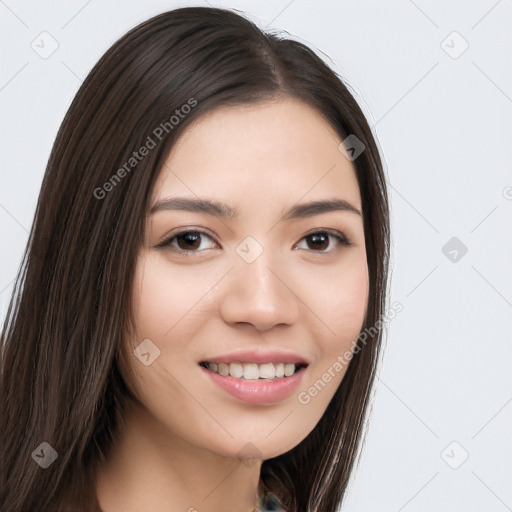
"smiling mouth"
199,361,308,380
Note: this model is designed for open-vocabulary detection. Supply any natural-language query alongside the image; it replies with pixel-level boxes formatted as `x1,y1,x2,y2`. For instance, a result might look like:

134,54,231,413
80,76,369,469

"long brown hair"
0,7,390,512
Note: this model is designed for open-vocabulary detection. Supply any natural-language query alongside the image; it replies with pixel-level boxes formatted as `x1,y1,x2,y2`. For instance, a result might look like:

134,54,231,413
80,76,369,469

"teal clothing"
257,491,287,511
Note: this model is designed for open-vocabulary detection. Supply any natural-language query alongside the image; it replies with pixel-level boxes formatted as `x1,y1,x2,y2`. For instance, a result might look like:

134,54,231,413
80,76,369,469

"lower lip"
200,365,307,404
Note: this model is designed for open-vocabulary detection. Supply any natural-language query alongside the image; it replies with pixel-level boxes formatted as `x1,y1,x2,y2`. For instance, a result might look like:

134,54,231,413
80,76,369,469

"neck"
95,399,263,512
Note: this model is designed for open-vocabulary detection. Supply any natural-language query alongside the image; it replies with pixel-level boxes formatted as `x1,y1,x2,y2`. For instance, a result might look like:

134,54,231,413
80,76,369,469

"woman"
0,6,390,512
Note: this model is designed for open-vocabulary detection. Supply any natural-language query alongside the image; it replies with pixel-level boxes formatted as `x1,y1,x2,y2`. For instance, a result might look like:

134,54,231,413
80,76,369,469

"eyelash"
154,228,352,256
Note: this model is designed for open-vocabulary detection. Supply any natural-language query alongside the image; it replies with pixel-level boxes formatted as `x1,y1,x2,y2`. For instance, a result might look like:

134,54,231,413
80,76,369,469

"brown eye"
305,233,330,251
155,228,351,256
175,232,202,251
295,229,351,253
156,230,218,254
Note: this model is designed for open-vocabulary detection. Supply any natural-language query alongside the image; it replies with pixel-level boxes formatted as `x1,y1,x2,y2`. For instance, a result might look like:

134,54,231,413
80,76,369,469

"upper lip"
199,349,309,366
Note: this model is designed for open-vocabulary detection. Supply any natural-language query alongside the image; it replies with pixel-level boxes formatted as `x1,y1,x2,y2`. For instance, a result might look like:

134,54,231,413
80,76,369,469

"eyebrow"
150,196,362,220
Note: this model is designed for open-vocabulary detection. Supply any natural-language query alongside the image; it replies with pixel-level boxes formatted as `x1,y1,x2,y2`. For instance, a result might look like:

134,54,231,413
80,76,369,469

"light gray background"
1,1,511,511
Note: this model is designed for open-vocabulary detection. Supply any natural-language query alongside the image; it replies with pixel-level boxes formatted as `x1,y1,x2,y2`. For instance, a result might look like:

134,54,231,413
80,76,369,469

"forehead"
152,98,361,212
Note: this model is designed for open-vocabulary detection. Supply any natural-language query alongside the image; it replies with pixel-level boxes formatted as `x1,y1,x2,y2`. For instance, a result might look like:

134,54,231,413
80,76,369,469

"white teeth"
229,362,243,378
205,361,303,380
218,363,229,376
243,363,259,380
284,363,295,377
258,363,275,379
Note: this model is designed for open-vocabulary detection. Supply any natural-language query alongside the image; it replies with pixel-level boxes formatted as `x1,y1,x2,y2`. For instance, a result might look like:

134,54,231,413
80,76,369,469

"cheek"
303,251,369,343
133,255,176,330
295,252,368,408
125,255,193,397
131,253,207,342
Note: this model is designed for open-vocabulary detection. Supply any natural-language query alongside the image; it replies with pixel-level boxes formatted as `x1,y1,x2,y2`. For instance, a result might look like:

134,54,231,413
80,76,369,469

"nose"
219,253,300,332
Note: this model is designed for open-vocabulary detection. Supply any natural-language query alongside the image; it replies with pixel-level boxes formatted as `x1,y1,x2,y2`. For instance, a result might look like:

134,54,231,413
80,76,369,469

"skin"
95,97,369,512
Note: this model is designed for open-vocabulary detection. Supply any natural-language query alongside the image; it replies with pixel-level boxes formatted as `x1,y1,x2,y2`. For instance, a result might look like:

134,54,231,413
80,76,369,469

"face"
124,98,369,461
